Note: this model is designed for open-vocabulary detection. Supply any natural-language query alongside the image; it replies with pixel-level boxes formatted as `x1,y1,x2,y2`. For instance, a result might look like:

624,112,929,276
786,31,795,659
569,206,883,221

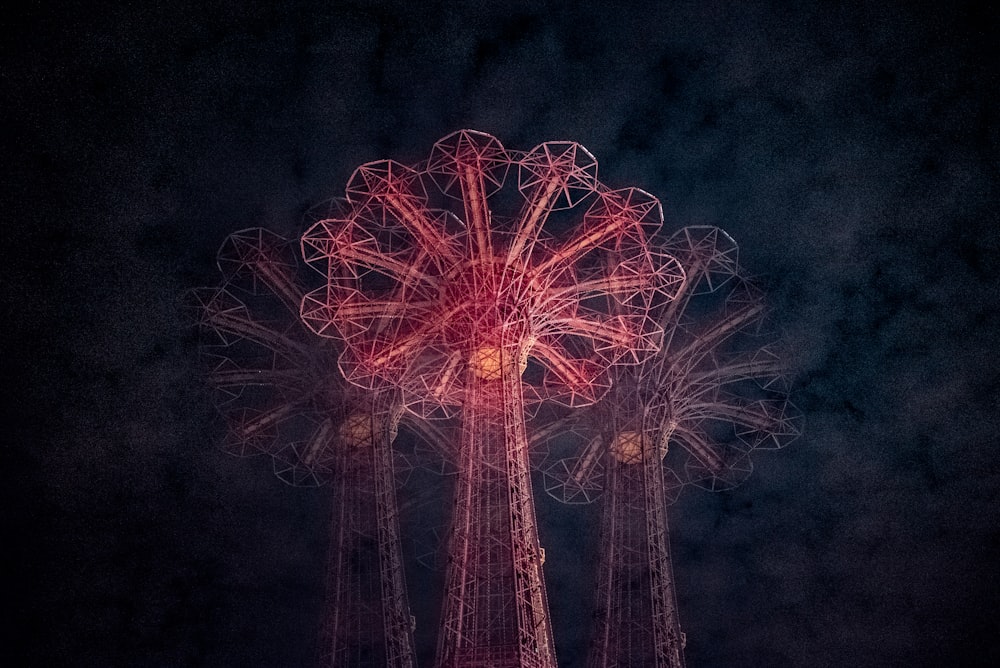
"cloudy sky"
4,1,998,666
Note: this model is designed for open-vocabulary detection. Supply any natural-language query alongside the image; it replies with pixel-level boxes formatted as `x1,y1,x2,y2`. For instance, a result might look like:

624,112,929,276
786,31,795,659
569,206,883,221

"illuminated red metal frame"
542,226,801,667
189,228,417,667
300,130,683,667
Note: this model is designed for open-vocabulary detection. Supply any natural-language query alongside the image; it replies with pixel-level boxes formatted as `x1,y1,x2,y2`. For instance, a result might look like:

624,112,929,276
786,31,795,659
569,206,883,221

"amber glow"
338,412,374,447
301,130,685,417
299,130,684,667
610,431,644,464
190,228,418,666
539,225,801,668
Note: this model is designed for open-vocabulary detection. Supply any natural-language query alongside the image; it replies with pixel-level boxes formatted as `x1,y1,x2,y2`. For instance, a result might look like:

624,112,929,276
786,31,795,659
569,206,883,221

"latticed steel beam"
320,404,415,668
189,229,417,667
589,428,685,668
541,225,801,667
299,130,681,667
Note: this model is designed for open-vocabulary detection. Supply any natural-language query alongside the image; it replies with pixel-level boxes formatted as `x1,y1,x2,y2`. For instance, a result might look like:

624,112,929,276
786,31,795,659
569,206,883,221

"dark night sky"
3,1,999,666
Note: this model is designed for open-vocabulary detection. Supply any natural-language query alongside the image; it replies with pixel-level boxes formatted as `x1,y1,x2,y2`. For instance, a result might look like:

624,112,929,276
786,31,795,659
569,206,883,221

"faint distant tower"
189,227,416,667
299,130,683,667
543,226,800,667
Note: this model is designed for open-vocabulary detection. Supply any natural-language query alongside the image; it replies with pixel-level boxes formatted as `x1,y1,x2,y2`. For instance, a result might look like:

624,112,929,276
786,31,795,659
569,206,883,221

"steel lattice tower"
300,130,683,667
189,228,417,667
543,226,800,668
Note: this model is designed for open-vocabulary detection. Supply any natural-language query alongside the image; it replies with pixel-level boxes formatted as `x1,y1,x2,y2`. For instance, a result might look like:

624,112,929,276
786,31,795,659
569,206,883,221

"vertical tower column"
642,430,685,668
436,349,556,668
319,409,415,668
589,430,684,668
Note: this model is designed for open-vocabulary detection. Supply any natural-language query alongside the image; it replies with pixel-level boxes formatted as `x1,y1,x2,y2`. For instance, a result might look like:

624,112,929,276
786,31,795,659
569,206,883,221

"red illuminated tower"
300,130,683,667
189,227,417,667
543,226,800,667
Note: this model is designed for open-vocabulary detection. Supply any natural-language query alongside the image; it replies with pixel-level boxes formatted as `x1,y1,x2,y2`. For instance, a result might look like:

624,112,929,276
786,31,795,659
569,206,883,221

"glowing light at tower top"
300,129,685,417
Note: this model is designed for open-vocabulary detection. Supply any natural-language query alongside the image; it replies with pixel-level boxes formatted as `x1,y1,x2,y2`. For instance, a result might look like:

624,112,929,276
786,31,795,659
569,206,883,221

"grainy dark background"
4,1,998,666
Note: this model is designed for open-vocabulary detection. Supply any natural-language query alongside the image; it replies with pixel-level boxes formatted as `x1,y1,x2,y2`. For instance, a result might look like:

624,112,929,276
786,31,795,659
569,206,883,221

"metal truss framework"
543,226,801,668
300,130,683,667
189,228,416,667
323,400,415,668
591,428,685,668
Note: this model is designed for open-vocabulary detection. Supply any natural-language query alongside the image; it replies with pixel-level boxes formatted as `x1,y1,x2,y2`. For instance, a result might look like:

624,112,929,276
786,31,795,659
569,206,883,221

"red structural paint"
301,130,682,667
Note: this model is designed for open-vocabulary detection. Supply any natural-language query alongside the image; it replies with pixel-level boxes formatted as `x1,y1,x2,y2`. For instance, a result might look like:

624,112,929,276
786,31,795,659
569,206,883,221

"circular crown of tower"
300,130,685,415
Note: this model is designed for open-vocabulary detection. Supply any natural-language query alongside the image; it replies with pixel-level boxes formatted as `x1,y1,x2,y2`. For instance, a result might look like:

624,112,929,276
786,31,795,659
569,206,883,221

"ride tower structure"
188,227,417,667
300,130,684,668
542,226,801,668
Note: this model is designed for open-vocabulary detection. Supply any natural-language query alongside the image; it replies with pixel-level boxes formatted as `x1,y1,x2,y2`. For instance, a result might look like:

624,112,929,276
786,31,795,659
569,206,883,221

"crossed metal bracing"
299,130,681,667
435,362,555,668
590,433,685,668
191,132,800,668
541,224,800,668
300,130,683,416
188,228,416,667
323,407,415,668
542,225,801,502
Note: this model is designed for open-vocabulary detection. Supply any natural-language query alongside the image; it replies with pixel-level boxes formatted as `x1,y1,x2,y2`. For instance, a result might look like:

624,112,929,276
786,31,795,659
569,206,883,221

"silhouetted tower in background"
189,228,416,667
300,131,683,667
543,226,800,667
